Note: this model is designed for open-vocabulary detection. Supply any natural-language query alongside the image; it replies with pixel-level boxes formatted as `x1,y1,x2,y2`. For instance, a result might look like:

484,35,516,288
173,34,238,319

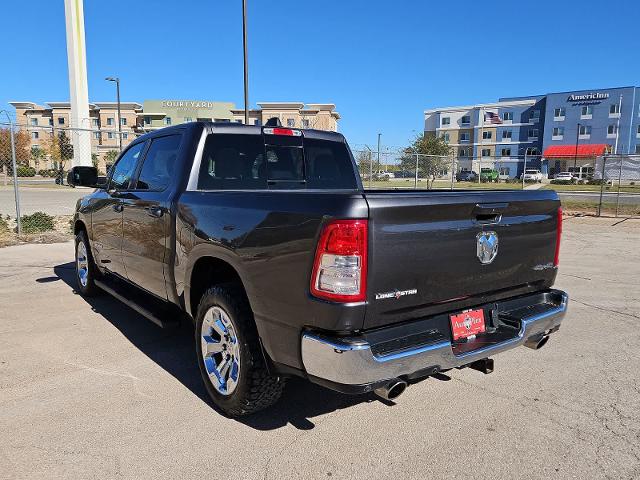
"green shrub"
16,166,36,177
0,215,9,233
550,179,572,185
18,211,55,234
587,179,604,185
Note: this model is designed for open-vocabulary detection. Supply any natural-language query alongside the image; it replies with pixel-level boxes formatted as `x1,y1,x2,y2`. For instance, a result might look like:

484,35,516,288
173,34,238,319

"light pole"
520,147,528,190
0,110,22,235
242,0,249,125
105,77,122,151
377,133,381,180
574,122,581,174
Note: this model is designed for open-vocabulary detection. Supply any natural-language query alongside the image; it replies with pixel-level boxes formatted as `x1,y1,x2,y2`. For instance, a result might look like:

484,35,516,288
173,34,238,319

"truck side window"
197,134,267,190
109,142,145,190
135,134,181,191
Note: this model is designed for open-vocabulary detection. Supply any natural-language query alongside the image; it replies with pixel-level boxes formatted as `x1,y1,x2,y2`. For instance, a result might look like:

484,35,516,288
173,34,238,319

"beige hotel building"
10,100,340,171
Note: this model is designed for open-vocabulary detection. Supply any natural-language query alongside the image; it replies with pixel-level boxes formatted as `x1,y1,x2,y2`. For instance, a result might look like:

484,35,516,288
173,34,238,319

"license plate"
450,309,486,341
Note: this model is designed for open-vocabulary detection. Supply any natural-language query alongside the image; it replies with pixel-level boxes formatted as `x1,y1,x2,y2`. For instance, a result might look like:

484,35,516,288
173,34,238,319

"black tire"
195,284,284,416
74,230,101,296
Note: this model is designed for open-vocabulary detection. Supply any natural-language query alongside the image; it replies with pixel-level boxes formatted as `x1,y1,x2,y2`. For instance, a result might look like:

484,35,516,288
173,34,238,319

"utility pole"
242,0,249,125
521,149,528,190
105,77,122,151
574,122,581,173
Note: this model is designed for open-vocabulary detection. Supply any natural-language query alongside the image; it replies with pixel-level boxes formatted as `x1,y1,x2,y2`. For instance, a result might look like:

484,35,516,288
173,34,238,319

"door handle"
112,203,124,213
145,205,165,218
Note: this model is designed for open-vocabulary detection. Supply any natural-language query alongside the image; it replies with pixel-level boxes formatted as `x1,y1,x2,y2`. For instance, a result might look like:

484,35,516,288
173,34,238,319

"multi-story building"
10,101,142,171
424,98,545,178
425,86,640,178
10,100,340,172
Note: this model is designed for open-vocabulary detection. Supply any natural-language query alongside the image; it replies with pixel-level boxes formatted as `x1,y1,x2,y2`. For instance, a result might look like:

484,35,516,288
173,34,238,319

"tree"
0,128,31,167
58,131,74,168
31,146,46,169
356,149,372,177
91,153,98,168
104,150,119,166
399,133,452,189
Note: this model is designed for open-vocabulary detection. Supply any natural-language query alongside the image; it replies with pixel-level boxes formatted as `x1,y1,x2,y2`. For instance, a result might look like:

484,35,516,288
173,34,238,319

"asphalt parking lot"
0,216,639,480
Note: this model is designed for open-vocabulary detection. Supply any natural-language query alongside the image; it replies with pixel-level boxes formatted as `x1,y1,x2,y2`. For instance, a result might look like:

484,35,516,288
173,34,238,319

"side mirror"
67,166,98,187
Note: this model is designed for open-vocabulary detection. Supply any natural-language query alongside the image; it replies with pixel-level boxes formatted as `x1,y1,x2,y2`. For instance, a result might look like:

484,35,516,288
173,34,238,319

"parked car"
68,122,567,416
553,172,575,181
456,170,477,182
480,168,500,182
374,170,395,179
521,169,544,183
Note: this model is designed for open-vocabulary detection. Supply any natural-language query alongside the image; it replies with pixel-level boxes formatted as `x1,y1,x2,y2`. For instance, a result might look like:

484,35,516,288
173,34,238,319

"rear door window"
197,134,267,190
304,138,358,189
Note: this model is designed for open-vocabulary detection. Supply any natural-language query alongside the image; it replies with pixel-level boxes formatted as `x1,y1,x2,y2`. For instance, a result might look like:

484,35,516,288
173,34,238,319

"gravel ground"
0,216,638,479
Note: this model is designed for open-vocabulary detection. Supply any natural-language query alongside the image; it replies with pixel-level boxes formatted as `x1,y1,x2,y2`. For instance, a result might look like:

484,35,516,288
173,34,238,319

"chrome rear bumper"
301,290,568,386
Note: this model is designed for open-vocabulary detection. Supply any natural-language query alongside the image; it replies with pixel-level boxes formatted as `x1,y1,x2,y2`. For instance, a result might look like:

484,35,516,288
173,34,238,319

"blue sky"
2,0,640,148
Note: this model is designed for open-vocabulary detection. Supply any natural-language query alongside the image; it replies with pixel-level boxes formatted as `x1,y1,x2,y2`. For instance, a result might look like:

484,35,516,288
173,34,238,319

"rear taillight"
310,219,368,302
554,207,562,267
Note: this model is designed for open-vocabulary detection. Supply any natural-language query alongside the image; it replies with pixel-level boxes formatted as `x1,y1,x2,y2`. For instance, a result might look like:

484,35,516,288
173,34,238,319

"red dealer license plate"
450,309,486,341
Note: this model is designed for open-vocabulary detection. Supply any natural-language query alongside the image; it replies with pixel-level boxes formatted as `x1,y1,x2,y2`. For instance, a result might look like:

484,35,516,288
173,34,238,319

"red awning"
543,144,607,158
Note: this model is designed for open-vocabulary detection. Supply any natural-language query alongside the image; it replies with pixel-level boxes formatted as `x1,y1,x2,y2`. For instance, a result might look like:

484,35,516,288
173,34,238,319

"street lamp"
242,0,249,125
105,77,122,151
574,122,581,174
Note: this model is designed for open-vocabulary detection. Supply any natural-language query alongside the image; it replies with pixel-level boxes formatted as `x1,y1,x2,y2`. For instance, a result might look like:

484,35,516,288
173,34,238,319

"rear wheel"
195,284,284,416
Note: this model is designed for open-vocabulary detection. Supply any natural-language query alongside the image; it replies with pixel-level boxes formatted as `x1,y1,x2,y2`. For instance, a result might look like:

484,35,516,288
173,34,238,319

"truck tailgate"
363,189,560,330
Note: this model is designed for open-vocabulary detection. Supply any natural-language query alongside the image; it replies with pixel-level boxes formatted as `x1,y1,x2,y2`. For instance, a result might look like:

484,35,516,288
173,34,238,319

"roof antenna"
265,117,281,127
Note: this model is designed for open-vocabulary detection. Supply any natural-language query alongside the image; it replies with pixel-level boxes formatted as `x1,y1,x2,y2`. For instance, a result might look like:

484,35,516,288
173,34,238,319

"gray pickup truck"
69,122,568,416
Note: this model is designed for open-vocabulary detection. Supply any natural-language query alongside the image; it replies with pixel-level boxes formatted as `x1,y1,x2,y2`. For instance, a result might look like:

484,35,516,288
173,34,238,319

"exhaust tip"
525,334,550,350
374,379,407,401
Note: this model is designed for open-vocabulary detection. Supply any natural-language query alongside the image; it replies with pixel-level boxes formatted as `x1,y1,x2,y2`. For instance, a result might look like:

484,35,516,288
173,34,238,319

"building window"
302,119,310,128
254,119,261,126
552,127,564,139
94,132,100,140
107,117,114,126
48,118,53,126
184,117,193,123
108,132,114,139
165,117,172,125
502,130,512,140
501,148,511,157
579,125,592,137
459,148,469,157
120,117,127,126
461,115,471,125
122,133,128,140
30,118,38,126
528,128,539,138
92,118,99,126
31,131,39,140
441,117,450,126
610,103,620,115
286,118,295,127
460,132,470,142
482,131,492,140
554,107,565,119
499,167,510,176
581,106,593,118
607,125,618,136
637,125,640,136
58,117,65,125
481,148,491,157
442,133,450,142
502,112,513,121
144,116,151,125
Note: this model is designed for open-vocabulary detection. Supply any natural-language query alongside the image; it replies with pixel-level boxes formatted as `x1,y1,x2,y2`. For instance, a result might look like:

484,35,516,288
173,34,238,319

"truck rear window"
196,134,358,190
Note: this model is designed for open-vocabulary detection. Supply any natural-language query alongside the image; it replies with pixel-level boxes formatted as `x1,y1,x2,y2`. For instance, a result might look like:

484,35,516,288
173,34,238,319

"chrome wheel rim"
76,241,89,288
201,306,240,395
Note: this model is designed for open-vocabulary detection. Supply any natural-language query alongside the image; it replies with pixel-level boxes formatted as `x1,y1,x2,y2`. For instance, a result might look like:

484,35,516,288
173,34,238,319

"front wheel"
195,284,284,416
75,230,101,296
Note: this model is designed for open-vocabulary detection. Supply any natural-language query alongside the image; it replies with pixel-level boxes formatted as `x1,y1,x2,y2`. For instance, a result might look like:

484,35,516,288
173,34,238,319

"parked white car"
521,169,544,183
375,170,395,179
554,172,575,181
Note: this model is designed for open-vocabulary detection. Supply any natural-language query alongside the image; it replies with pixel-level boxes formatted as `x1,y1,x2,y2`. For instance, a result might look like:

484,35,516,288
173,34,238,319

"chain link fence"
0,120,128,245
1,126,639,246
352,148,640,218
